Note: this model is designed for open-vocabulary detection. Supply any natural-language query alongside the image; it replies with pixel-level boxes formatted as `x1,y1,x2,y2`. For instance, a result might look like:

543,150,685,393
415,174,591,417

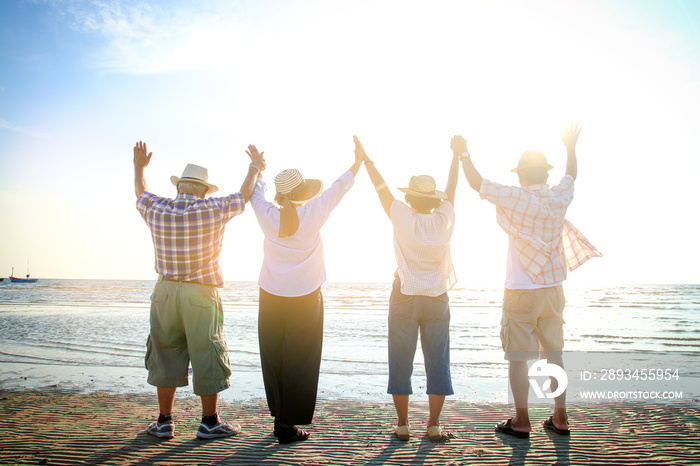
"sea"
0,280,698,404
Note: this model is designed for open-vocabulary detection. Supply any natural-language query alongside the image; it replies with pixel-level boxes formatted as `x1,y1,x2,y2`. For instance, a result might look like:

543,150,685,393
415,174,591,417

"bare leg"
157,387,176,416
547,354,568,430
508,361,531,433
201,393,218,417
392,394,409,426
427,394,445,428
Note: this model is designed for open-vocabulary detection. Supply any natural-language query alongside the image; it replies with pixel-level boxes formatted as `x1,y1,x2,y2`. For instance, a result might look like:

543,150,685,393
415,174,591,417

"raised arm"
452,135,483,193
445,138,460,205
561,122,581,181
133,141,153,198
356,136,394,217
349,135,363,176
242,144,266,202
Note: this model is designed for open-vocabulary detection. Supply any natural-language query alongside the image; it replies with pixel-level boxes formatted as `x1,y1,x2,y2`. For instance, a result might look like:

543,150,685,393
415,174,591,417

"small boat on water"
9,266,38,283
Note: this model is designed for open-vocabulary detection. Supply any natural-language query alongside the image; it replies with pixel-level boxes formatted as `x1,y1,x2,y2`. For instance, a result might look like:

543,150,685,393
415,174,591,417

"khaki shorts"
500,286,565,361
145,277,232,396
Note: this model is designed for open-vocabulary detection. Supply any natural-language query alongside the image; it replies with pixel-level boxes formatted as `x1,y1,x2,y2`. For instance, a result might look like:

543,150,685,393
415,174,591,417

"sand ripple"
0,390,698,465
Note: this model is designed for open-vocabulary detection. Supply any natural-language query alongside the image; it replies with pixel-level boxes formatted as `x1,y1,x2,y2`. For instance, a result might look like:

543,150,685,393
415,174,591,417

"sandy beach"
2,282,699,464
1,390,698,465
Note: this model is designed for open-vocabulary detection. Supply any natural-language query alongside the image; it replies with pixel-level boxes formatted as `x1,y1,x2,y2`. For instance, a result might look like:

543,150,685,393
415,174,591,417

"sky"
1,0,699,286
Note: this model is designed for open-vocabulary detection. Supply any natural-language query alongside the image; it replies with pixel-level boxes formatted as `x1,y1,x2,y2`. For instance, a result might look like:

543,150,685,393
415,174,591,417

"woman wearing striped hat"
356,136,460,442
247,138,363,443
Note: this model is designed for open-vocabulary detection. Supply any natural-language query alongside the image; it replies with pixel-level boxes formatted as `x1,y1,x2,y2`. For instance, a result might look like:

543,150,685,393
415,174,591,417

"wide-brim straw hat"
511,150,553,172
171,163,219,194
398,175,447,200
275,169,323,203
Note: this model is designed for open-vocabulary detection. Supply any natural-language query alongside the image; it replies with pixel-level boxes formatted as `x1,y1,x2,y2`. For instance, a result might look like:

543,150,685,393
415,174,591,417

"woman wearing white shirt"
248,139,363,444
357,136,460,442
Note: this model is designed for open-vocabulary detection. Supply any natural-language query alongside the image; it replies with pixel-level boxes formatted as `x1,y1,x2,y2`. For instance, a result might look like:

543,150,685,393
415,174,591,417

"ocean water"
0,280,698,403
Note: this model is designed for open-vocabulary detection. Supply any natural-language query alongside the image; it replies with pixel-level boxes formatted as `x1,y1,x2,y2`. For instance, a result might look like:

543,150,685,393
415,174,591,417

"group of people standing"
133,124,601,444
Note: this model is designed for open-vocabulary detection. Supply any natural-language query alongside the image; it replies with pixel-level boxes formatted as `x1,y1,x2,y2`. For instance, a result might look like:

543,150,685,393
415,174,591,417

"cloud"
37,0,251,74
0,119,48,138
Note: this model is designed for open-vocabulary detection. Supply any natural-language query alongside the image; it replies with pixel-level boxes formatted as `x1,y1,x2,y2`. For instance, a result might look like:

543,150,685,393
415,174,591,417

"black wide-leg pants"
258,287,324,426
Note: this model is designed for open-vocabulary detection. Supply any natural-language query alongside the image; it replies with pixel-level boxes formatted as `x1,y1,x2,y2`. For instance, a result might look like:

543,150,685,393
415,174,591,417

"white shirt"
505,237,560,290
250,171,355,297
390,199,457,297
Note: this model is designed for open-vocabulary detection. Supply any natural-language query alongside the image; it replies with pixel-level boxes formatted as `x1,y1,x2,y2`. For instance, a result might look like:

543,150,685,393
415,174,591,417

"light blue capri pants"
387,278,454,396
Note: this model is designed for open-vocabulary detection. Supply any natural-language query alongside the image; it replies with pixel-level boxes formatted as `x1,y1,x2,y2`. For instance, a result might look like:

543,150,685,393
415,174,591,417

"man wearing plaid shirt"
454,124,601,439
133,141,265,439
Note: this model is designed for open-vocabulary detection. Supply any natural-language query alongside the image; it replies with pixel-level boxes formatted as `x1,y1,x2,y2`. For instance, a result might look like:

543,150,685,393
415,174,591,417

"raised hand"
347,135,365,177
133,141,152,198
133,141,153,168
450,135,468,157
353,135,368,163
357,135,393,216
561,122,582,151
453,134,483,193
246,144,266,173
246,144,263,160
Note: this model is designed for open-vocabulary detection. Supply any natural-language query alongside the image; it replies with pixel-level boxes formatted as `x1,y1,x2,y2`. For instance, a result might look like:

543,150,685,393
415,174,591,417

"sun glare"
0,0,698,284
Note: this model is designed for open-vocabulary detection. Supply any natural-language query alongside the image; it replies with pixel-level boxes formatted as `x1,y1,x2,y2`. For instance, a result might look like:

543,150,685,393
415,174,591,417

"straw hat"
171,164,219,194
275,169,323,203
398,175,447,200
511,151,553,172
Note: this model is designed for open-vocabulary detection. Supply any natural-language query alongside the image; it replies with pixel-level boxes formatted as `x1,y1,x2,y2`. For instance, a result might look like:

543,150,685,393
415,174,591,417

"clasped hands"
353,135,371,164
450,136,468,158
354,134,465,166
246,124,581,175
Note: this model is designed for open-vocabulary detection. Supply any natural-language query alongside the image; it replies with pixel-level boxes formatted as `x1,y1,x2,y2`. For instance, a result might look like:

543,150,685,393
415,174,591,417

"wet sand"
1,389,698,465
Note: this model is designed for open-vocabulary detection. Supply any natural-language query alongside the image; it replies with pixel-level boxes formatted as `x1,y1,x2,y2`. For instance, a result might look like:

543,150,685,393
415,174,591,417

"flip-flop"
394,425,410,441
495,418,530,439
543,416,570,436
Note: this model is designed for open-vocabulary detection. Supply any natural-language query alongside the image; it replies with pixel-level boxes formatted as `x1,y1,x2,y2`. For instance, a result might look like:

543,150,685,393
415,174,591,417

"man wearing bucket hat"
247,138,363,444
133,141,265,439
455,123,601,439
357,136,459,442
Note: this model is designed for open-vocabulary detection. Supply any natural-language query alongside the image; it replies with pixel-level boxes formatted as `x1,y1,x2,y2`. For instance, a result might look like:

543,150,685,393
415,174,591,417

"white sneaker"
196,420,241,439
147,421,174,439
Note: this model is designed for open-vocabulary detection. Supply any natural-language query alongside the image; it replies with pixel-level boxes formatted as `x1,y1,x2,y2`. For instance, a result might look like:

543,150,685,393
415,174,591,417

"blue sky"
1,0,699,285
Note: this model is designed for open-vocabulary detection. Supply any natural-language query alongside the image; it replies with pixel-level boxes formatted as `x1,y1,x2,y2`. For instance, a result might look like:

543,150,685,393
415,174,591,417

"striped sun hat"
274,169,323,203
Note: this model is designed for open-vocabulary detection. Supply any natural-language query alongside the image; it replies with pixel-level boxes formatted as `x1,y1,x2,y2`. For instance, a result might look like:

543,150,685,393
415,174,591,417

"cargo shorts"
145,277,232,396
500,286,565,361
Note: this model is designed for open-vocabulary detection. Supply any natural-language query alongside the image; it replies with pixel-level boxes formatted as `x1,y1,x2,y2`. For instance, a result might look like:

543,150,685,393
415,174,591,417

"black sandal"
543,416,570,436
277,424,310,444
495,418,530,439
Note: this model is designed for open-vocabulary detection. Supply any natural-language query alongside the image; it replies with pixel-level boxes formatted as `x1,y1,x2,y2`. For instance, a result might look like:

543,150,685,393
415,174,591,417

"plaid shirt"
136,192,245,286
480,175,601,285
